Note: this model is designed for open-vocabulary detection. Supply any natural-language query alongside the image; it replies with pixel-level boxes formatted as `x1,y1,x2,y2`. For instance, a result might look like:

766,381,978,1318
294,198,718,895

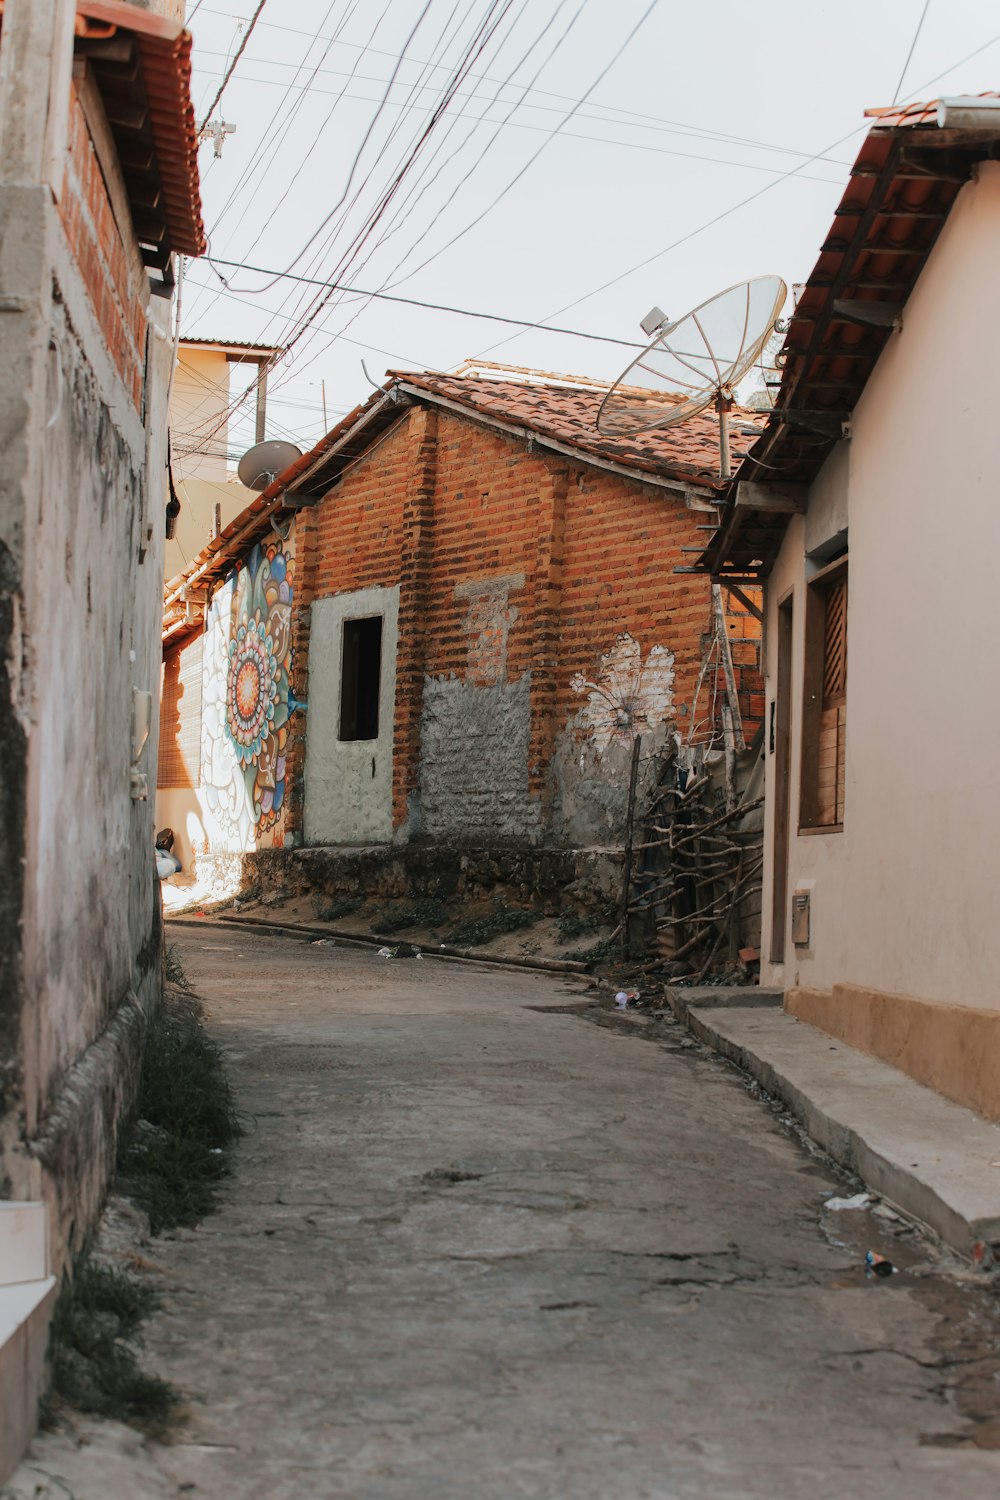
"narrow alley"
17,925,1000,1500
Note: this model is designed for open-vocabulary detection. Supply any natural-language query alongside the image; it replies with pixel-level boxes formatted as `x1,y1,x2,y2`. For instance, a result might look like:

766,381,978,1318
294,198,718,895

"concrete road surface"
13,924,1000,1500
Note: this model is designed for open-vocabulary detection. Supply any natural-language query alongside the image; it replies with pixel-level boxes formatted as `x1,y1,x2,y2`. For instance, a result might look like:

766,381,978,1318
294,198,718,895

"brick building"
158,364,762,888
0,0,203,1474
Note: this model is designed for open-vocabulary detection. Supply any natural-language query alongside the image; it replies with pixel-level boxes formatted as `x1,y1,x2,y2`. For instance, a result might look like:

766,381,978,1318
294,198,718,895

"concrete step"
686,1004,1000,1255
0,1202,55,1485
0,1201,48,1286
0,1277,58,1486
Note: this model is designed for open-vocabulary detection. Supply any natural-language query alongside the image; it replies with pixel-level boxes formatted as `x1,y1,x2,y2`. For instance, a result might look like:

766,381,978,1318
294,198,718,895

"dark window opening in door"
339,616,383,741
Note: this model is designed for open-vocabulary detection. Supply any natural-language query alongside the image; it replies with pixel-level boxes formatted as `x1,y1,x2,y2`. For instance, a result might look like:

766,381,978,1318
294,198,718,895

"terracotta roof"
864,90,1000,130
162,368,759,645
389,369,760,490
699,93,1000,579
0,0,206,261
78,1,204,259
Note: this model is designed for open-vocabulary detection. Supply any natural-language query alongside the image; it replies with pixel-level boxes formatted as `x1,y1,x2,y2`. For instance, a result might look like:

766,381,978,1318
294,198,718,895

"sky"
178,0,1000,463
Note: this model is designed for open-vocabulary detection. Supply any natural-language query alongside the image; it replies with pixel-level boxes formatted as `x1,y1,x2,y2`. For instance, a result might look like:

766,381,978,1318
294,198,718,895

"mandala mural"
201,535,299,850
570,631,675,754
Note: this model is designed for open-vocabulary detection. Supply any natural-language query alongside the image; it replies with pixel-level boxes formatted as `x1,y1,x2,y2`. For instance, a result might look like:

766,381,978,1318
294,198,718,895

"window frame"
338,613,384,743
798,555,847,834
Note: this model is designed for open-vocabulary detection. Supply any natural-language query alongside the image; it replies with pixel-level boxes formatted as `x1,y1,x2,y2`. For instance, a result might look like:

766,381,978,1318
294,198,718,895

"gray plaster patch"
419,673,540,842
549,718,671,847
453,573,525,686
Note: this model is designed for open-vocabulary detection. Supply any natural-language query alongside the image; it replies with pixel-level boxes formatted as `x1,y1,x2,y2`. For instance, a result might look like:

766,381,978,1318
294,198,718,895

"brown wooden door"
770,596,794,962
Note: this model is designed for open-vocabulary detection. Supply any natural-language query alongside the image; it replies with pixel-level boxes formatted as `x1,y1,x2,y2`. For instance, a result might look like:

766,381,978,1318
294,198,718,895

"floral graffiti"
201,535,297,849
571,631,675,754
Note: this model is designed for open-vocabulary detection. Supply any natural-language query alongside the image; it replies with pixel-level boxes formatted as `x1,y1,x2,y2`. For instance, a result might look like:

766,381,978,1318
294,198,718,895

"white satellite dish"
597,275,787,477
237,439,303,492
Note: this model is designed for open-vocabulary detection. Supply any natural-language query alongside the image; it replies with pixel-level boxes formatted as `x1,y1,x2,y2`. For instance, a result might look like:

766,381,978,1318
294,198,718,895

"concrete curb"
165,913,594,978
664,985,784,1020
684,1004,1000,1255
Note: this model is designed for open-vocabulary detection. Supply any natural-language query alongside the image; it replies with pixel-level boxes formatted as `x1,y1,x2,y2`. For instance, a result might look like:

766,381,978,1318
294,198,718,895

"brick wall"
287,403,755,845
57,84,148,410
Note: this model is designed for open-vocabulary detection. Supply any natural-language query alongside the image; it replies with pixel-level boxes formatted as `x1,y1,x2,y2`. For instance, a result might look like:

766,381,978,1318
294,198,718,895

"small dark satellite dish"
237,439,302,492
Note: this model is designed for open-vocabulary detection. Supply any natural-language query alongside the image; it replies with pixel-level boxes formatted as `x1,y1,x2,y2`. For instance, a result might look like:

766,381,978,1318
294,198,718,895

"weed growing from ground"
448,904,541,948
45,1261,177,1432
44,955,241,1436
164,943,190,989
118,987,241,1235
561,934,620,965
556,911,598,943
317,895,362,922
373,898,448,934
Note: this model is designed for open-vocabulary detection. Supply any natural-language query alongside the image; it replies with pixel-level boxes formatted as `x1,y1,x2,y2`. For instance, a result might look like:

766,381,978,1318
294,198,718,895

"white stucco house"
700,94,1000,1123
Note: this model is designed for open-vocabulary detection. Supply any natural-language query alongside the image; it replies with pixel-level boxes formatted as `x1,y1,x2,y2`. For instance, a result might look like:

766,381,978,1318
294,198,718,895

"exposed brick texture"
287,405,761,842
57,85,148,410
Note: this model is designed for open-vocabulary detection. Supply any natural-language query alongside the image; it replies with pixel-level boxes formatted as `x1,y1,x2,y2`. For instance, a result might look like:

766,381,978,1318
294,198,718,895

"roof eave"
695,105,1000,577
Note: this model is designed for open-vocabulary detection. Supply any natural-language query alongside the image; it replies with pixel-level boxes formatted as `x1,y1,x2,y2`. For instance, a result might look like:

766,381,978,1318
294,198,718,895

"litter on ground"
824,1192,873,1212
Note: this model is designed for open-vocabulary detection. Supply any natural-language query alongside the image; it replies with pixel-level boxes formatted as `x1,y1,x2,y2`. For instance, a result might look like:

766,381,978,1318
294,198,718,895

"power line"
471,24,1000,358
186,0,469,449
892,0,933,105
382,0,661,293
198,0,270,134
195,6,865,172
291,0,650,378
184,273,431,368
207,0,377,246
191,43,855,170
244,0,580,396
205,254,646,347
197,68,846,186
271,1,526,364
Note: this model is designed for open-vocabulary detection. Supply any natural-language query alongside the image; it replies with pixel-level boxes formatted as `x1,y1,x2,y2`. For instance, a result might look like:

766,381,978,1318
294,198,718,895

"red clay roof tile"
0,0,206,257
390,370,760,488
865,90,1000,130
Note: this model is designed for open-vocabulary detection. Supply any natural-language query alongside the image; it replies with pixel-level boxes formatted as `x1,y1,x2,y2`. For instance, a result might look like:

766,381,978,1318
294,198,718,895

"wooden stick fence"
621,742,763,981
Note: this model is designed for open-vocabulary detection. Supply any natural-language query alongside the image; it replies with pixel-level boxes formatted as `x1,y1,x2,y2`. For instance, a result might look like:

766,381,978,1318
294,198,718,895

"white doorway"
304,585,400,844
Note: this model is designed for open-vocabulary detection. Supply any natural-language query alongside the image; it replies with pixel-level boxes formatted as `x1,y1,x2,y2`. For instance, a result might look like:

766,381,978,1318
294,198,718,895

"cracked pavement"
14,925,1000,1499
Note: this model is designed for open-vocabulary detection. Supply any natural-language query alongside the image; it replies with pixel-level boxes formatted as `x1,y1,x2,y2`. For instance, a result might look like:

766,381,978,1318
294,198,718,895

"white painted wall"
165,345,258,580
763,161,1000,1012
305,586,400,845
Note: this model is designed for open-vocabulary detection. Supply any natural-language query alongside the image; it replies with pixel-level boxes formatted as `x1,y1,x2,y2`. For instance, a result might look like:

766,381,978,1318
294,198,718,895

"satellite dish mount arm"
716,389,734,481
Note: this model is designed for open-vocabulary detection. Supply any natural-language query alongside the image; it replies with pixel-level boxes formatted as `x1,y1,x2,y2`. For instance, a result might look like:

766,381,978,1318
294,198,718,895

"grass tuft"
373,897,448,934
448,903,540,948
317,895,362,922
46,1261,177,1432
556,911,599,943
164,943,191,989
560,934,620,964
118,987,241,1235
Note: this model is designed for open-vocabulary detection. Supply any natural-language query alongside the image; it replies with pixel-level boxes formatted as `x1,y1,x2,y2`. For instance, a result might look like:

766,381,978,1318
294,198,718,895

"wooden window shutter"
158,633,204,789
799,559,848,831
816,576,847,825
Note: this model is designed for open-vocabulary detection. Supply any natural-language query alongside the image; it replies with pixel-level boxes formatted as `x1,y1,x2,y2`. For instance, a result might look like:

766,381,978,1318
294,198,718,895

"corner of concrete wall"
0,182,166,1271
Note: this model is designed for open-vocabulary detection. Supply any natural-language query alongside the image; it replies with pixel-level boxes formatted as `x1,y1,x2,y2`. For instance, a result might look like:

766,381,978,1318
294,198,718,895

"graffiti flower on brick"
571,631,675,754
